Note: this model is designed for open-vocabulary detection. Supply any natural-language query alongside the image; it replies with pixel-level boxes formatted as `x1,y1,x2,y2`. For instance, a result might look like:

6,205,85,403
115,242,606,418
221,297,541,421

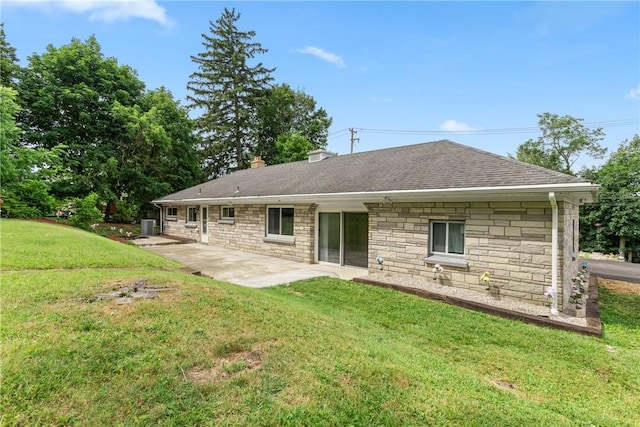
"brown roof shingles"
155,140,591,202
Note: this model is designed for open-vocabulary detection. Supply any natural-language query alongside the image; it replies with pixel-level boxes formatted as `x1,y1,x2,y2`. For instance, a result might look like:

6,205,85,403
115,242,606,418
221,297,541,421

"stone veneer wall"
366,201,572,308
162,204,316,264
162,206,201,241
562,199,581,312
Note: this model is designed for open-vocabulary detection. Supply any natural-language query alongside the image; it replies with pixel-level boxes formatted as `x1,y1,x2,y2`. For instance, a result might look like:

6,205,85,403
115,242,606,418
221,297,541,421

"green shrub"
68,193,103,231
1,196,40,218
112,200,139,223
1,180,56,218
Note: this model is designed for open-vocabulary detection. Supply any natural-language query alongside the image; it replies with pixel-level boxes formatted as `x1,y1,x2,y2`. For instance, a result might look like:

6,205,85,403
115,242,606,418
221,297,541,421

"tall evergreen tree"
187,7,274,178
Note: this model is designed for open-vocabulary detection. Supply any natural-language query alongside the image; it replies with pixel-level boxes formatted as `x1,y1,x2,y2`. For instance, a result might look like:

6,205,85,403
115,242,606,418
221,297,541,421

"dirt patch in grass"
600,278,640,296
492,379,516,391
94,279,174,305
186,350,263,384
86,278,178,307
80,279,182,311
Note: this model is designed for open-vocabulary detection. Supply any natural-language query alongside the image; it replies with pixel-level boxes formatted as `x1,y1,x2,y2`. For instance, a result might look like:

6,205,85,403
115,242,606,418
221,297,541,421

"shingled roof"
154,140,595,203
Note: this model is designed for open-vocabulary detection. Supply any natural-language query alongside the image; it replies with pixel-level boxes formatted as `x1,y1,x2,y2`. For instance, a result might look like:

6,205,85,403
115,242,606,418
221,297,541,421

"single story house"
152,140,598,315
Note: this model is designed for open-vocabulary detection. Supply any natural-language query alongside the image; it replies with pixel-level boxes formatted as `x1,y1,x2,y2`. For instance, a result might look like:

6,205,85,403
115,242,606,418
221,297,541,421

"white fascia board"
154,182,598,205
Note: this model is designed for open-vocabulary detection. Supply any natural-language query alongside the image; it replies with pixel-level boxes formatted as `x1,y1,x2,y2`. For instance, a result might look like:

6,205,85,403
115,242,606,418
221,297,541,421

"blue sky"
3,1,639,170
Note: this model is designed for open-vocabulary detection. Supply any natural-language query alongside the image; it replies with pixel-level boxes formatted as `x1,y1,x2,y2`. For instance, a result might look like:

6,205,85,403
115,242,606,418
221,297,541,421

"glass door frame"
342,212,369,268
315,207,369,268
318,212,342,264
200,206,208,243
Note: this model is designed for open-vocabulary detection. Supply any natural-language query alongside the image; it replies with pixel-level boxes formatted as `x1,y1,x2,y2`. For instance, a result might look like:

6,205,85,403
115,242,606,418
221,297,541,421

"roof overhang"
154,182,599,206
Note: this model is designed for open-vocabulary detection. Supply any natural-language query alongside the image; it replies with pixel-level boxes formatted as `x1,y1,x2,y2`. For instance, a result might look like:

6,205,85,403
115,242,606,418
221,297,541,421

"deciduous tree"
16,37,201,220
109,88,201,216
272,133,314,164
254,84,332,164
0,86,59,217
581,136,640,262
18,36,145,200
513,113,606,175
0,24,20,88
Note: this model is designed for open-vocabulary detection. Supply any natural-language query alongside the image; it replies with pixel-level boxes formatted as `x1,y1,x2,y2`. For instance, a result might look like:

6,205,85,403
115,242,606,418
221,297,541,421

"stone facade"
162,205,202,241
162,204,316,264
162,199,581,310
366,200,577,309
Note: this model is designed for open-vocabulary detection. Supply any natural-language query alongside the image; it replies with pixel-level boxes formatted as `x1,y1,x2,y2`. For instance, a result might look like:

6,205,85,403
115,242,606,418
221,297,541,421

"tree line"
512,113,639,263
0,8,331,223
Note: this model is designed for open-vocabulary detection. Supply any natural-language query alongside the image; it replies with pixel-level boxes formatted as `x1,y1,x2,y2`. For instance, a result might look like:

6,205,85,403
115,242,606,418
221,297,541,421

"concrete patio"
133,236,365,288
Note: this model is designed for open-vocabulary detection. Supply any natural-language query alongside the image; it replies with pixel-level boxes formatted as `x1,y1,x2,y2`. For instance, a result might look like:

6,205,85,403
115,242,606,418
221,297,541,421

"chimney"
308,149,335,163
250,156,266,168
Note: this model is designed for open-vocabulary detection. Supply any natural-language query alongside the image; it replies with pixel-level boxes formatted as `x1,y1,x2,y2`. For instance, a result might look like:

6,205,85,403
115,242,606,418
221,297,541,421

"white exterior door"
200,206,208,243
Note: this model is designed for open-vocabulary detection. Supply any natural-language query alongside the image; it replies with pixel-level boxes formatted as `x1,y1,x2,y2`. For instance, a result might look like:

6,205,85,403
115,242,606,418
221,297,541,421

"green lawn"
0,220,178,270
2,219,639,426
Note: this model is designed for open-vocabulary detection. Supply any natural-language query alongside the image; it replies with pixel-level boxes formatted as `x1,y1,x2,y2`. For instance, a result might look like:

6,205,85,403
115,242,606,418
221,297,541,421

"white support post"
549,192,559,316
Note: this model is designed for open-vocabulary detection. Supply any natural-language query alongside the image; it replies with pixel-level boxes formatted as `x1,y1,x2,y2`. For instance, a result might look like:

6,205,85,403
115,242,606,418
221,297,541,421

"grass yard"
1,219,639,426
1,220,176,270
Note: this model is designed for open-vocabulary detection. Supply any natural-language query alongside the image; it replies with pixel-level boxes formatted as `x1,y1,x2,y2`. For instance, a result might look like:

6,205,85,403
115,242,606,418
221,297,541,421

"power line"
329,118,639,139
327,128,350,140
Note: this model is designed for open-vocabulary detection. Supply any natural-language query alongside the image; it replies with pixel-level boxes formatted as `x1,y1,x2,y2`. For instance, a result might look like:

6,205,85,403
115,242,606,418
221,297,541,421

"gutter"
549,192,559,316
153,182,599,205
153,203,163,235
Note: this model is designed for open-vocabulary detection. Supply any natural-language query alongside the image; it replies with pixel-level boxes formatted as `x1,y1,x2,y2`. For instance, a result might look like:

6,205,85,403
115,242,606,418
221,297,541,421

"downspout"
549,192,559,316
153,203,163,235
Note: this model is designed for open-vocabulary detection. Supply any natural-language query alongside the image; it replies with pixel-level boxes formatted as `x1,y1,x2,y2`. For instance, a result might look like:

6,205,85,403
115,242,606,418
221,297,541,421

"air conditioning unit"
140,219,156,236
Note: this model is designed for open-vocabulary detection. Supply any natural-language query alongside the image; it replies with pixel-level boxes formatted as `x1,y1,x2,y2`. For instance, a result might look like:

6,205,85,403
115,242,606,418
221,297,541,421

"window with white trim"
267,206,294,236
187,206,198,223
166,207,177,220
430,221,465,255
221,206,235,220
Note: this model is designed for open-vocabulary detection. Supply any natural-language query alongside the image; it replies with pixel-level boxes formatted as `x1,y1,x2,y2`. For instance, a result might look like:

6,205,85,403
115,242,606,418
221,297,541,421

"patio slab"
141,242,366,288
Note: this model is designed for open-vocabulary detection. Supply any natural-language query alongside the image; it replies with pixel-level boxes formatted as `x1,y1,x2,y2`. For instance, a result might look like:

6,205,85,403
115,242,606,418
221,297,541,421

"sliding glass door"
318,212,368,267
343,213,368,268
318,213,341,263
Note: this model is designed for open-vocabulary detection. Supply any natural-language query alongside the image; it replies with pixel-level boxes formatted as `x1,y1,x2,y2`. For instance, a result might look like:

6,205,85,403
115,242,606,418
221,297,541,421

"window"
430,221,465,255
221,206,235,220
166,207,177,219
187,206,198,223
267,207,294,236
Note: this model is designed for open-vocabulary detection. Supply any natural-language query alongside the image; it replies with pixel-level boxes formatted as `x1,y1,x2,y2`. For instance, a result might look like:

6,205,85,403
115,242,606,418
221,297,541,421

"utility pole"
349,128,360,154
